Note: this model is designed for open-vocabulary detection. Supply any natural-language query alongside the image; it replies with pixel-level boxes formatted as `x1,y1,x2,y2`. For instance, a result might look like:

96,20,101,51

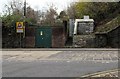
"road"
2,49,119,77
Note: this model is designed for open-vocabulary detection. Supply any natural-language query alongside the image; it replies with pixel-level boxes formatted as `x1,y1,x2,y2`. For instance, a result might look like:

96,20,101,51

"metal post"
0,19,2,49
23,0,26,38
23,0,26,47
20,33,21,48
24,0,26,17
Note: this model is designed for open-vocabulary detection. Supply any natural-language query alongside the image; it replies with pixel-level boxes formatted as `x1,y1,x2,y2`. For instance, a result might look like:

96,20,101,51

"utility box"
73,16,94,47
35,26,52,48
74,16,94,35
25,25,66,48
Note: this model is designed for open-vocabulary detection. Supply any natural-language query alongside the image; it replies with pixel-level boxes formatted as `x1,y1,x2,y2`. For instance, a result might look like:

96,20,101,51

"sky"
0,0,118,15
0,0,77,15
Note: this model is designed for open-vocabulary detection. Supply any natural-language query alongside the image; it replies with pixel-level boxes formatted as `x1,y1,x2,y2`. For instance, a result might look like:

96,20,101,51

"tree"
2,0,43,27
59,11,67,18
43,5,58,25
66,2,120,25
4,0,24,16
58,11,69,21
67,3,77,19
26,6,39,23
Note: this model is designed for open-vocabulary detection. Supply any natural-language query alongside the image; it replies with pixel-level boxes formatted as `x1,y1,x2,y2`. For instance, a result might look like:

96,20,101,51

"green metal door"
35,27,52,48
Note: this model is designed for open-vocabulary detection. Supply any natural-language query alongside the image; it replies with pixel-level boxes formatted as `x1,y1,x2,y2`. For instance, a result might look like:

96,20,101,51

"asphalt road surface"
2,49,118,77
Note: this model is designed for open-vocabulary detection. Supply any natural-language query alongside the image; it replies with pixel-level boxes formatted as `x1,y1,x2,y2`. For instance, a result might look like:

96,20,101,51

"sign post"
16,22,24,48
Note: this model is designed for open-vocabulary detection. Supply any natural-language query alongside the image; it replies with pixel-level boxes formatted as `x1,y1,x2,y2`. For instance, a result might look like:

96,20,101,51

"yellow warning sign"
16,22,24,29
16,22,24,33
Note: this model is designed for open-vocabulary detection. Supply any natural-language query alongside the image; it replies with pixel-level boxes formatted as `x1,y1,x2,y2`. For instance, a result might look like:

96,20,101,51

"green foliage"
96,15,120,33
57,11,69,22
75,2,89,18
67,2,120,24
59,11,67,18
2,14,36,27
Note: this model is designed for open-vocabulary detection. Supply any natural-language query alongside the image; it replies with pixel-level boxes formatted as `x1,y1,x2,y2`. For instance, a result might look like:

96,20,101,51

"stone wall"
73,35,95,48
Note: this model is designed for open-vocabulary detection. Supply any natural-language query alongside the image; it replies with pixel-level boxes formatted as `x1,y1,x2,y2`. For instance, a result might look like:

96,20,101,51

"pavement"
2,48,119,77
2,51,61,61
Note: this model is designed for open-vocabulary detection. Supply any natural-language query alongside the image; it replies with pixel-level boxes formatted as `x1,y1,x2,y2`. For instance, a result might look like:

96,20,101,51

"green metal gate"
35,27,52,48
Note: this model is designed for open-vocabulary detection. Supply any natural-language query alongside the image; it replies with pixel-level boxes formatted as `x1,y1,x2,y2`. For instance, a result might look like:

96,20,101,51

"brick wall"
25,27,35,48
52,26,66,48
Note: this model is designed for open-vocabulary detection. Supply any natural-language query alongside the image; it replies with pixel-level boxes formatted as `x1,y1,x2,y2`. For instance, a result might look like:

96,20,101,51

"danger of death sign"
16,22,24,33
